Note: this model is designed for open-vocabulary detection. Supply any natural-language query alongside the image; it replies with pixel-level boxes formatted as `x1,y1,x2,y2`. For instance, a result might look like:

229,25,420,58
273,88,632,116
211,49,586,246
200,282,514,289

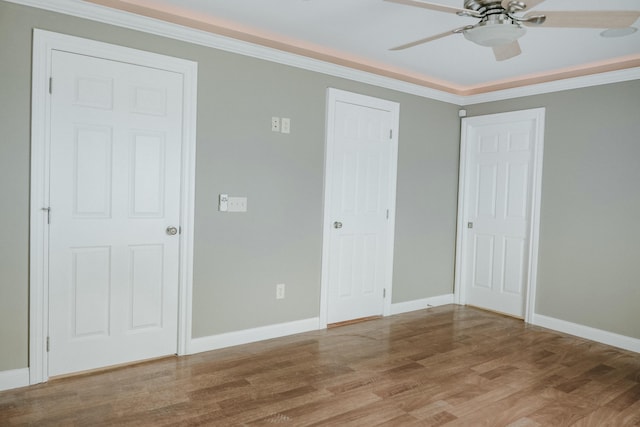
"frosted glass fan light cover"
464,22,527,47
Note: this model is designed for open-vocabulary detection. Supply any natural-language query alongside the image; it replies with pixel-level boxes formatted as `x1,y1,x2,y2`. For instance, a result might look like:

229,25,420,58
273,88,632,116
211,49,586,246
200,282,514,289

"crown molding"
4,0,640,106
4,0,463,104
460,64,640,106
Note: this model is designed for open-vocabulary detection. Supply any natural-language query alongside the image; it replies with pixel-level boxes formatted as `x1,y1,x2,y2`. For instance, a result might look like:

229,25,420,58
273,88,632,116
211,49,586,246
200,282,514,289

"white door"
48,50,184,376
323,90,399,325
458,109,545,318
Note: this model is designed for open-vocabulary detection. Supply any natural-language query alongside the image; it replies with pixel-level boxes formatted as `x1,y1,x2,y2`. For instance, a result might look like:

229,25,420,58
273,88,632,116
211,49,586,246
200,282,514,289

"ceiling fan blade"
493,41,522,61
389,28,460,50
501,0,546,12
525,10,640,28
384,0,472,16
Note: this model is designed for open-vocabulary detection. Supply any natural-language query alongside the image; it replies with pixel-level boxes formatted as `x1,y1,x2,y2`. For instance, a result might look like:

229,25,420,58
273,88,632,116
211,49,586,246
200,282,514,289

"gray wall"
467,80,640,339
0,2,31,375
0,1,460,371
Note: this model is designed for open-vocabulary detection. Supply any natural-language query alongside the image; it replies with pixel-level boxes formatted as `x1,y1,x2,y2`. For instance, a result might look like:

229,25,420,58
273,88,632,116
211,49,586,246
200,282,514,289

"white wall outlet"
281,117,290,134
227,196,247,212
276,283,285,299
271,116,280,132
219,194,228,212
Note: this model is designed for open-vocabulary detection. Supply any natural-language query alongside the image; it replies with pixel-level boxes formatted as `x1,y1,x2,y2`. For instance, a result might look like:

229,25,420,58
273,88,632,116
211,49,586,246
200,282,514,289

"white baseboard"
189,296,459,355
390,294,455,316
0,368,30,392
532,314,640,354
188,317,320,355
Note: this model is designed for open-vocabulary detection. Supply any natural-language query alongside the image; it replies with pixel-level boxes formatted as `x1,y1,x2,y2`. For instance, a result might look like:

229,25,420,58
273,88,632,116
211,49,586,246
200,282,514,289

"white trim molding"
4,0,460,105
189,318,320,355
532,314,640,354
390,294,455,316
454,108,545,323
29,29,198,384
0,368,30,392
5,0,640,106
460,67,640,106
320,88,400,328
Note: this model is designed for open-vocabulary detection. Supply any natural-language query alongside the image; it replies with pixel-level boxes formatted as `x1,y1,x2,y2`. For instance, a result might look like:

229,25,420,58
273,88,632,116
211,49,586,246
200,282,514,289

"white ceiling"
86,0,640,94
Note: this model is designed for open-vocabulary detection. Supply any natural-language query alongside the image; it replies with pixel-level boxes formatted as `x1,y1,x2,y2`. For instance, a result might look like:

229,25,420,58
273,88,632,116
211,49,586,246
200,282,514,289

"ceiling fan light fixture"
463,21,526,47
600,27,637,38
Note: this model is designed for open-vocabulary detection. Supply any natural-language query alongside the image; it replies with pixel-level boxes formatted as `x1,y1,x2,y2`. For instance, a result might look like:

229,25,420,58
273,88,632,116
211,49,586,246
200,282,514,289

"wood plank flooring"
1,305,639,426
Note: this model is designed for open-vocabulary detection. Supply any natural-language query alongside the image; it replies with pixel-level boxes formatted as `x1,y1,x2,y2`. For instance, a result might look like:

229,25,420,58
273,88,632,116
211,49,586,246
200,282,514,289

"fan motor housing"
463,0,504,13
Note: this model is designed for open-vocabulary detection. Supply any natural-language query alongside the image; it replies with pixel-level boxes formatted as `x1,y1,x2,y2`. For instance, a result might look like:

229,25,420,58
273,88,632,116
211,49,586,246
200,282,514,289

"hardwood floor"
1,305,639,426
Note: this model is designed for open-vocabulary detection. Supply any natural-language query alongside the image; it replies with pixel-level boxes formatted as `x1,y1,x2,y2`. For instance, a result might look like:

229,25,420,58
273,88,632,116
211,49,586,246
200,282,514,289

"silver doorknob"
333,221,343,229
166,226,178,236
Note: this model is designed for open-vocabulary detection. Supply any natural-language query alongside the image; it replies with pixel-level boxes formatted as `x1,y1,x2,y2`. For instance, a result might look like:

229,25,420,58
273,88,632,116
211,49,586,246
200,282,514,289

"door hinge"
46,336,50,352
42,207,51,224
49,77,52,94
383,288,386,298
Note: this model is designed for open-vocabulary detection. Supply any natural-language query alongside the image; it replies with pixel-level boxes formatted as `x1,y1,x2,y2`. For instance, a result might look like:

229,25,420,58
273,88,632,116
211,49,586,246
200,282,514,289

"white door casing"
320,89,399,326
454,108,545,321
47,51,183,376
30,30,198,383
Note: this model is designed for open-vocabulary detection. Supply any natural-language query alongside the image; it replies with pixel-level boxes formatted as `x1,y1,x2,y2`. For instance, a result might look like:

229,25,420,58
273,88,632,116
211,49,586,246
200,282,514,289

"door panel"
129,244,165,329
326,96,396,324
130,133,166,217
74,126,113,217
476,163,498,217
505,162,529,218
473,234,494,290
48,50,183,376
503,237,525,294
71,246,111,337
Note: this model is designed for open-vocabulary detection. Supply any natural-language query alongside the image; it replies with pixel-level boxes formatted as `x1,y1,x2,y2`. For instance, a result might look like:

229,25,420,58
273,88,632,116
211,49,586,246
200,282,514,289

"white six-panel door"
457,109,545,319
323,89,399,325
48,50,184,376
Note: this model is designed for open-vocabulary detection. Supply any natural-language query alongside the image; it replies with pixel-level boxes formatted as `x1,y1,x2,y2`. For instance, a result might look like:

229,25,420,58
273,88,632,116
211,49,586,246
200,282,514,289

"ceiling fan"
387,0,640,61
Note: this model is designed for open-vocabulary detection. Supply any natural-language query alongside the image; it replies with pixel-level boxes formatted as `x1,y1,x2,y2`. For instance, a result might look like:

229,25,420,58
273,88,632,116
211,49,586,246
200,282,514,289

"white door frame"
29,30,198,384
319,88,400,328
454,108,545,323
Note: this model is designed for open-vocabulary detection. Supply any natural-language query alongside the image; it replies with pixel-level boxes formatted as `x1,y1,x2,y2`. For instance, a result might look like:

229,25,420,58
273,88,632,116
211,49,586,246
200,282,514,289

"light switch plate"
228,196,247,212
281,118,290,134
